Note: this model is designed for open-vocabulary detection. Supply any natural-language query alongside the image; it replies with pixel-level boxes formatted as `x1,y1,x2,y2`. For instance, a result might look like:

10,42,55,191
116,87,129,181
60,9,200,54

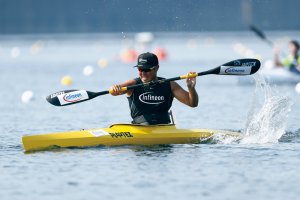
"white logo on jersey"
139,92,165,104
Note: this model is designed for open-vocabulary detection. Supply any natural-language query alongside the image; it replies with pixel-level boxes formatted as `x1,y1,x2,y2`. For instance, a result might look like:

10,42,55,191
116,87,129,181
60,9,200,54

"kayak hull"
22,124,240,152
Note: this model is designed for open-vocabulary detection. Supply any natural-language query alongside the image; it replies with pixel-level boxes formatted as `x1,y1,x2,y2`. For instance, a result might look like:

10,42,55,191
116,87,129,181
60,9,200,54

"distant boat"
238,67,300,85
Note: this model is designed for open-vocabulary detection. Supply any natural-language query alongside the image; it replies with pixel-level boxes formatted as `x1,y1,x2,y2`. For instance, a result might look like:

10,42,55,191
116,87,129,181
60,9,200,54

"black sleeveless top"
127,77,174,124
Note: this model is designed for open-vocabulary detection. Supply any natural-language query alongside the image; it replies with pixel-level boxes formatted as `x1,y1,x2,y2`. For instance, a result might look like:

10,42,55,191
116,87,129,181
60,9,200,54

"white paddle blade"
47,90,89,106
220,59,260,75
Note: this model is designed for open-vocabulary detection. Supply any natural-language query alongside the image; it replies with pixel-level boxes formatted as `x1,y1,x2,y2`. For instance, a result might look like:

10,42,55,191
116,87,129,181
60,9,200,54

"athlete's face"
289,42,298,55
138,66,158,82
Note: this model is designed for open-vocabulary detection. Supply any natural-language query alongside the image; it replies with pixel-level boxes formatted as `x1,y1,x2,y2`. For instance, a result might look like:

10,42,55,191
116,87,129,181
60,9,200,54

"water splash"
240,73,293,144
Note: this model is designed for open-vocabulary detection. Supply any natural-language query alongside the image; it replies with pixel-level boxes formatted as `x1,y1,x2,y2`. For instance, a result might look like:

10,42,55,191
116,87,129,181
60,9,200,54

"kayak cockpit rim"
109,123,176,128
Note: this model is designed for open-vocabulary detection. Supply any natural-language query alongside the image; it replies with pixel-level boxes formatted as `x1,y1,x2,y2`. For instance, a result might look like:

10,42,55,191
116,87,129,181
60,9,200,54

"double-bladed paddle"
46,58,261,106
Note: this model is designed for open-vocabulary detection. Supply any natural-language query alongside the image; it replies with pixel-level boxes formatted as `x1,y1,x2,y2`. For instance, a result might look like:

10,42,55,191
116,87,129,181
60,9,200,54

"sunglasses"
138,67,156,72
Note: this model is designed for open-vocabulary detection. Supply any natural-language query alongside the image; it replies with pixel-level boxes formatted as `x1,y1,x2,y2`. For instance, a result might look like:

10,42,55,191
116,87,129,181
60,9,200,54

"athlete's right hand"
109,85,123,96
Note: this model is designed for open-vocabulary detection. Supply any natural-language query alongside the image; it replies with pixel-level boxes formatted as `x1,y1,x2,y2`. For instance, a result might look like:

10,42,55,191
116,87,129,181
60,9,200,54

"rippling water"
1,32,300,200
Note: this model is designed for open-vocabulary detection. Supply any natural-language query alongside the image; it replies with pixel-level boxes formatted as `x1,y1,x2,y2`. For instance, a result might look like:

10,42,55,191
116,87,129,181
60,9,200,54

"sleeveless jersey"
127,77,174,123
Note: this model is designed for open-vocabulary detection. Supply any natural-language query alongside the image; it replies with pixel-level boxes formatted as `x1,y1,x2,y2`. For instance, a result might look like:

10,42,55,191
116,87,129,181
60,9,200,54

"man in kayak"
274,40,300,74
110,52,198,125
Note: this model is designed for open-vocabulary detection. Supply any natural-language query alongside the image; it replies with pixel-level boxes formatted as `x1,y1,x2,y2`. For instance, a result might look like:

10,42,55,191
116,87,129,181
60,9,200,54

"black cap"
134,52,159,69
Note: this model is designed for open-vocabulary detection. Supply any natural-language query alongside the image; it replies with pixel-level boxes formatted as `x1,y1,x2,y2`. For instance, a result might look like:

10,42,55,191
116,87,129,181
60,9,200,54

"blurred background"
1,0,300,129
1,0,299,33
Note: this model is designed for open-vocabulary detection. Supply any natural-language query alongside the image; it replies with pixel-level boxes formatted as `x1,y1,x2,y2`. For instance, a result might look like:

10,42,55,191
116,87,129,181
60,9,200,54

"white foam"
209,132,240,144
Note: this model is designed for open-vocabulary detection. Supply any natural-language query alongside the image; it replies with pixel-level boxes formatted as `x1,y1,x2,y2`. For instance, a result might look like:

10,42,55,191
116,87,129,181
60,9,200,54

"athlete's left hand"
186,72,196,89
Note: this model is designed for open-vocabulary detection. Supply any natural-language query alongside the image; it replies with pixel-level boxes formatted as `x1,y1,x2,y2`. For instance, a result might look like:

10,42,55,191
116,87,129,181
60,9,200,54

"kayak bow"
22,124,240,152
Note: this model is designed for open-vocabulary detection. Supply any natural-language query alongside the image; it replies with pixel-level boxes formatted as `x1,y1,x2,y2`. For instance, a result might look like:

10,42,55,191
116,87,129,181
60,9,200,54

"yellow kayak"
22,124,240,152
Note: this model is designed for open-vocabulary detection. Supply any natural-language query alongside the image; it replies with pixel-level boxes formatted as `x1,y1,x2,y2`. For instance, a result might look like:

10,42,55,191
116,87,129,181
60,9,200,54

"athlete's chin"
141,77,150,82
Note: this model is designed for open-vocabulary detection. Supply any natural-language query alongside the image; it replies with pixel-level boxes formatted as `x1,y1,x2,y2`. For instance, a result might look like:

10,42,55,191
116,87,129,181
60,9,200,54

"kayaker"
109,52,198,125
274,40,300,74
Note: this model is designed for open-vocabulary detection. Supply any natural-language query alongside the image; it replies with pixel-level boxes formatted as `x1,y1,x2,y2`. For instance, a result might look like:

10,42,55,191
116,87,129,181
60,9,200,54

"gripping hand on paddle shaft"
186,72,197,90
109,79,137,96
109,85,124,96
